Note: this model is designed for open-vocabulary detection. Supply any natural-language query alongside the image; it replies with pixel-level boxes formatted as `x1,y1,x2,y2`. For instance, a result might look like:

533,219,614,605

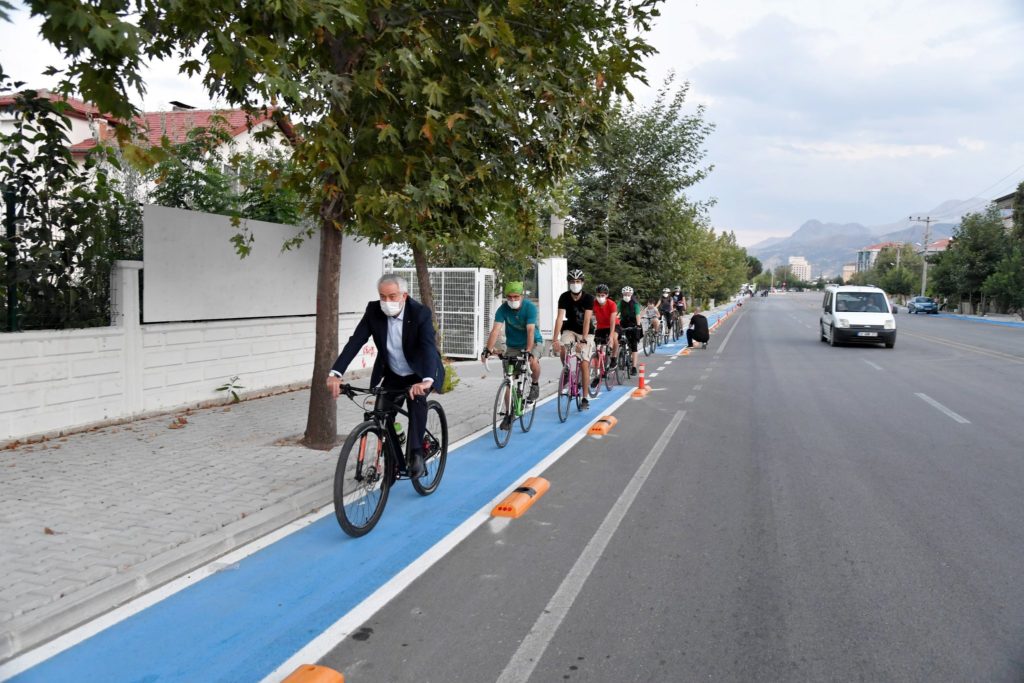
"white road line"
700,375,709,381
685,395,696,403
915,393,971,424
714,315,741,356
657,365,666,371
863,360,883,371
648,372,659,378
693,385,703,391
495,411,685,683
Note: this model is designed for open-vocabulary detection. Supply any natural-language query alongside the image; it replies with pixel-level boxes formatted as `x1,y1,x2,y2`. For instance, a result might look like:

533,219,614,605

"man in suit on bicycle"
327,274,444,478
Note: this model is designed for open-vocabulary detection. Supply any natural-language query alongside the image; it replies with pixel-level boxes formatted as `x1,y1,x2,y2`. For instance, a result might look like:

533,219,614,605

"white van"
820,285,896,348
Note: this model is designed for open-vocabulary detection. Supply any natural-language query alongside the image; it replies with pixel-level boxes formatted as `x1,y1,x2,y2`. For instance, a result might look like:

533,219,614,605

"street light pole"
910,216,933,297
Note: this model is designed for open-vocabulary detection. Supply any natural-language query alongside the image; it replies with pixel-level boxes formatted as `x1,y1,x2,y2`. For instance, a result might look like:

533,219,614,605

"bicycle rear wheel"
604,350,615,389
643,329,653,356
492,379,513,448
334,421,392,537
588,352,602,399
557,366,571,423
412,400,447,495
519,376,537,432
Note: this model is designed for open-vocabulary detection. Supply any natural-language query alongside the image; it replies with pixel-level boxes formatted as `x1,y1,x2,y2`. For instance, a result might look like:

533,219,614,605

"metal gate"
388,267,497,359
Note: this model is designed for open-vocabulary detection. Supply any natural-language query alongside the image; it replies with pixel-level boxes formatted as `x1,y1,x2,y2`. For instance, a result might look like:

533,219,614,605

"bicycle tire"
412,400,447,495
519,376,537,432
643,329,653,356
334,420,392,537
614,346,627,385
588,351,602,399
604,349,615,390
557,366,571,422
492,379,513,448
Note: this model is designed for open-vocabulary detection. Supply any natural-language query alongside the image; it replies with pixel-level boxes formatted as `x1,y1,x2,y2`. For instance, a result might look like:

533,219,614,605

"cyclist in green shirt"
481,281,542,402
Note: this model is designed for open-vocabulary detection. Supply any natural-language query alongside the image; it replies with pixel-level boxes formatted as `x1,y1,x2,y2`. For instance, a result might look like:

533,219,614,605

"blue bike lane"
5,379,649,683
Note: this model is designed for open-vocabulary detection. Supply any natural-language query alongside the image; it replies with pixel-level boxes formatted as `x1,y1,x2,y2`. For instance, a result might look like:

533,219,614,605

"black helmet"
596,283,609,294
567,269,585,281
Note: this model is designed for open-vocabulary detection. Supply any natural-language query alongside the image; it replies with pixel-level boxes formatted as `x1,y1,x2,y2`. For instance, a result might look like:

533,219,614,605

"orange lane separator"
587,415,619,436
492,477,551,518
631,363,650,398
282,664,345,683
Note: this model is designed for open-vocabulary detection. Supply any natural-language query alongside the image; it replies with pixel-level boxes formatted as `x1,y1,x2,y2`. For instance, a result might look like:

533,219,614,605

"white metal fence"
388,267,497,358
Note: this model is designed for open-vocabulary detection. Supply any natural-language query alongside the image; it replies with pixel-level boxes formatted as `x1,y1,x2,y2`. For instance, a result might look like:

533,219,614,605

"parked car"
820,285,896,348
907,296,938,314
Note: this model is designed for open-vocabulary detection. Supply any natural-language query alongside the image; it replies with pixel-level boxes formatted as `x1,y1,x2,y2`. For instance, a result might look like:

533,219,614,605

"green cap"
504,281,524,295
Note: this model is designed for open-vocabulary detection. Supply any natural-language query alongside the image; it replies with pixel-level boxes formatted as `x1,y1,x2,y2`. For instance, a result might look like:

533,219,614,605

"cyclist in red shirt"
592,284,620,367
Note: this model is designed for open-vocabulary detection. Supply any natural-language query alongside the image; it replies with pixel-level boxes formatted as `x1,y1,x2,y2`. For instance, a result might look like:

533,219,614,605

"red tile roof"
0,89,117,122
135,109,273,147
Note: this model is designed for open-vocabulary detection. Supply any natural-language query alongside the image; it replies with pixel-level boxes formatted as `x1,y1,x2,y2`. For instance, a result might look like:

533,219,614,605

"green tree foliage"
23,0,664,447
871,244,922,299
0,79,131,330
746,255,762,280
929,207,1007,311
983,245,1024,319
567,76,719,301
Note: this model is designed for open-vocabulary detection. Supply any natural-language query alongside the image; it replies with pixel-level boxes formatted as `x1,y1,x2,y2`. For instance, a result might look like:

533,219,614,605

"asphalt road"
319,293,1024,682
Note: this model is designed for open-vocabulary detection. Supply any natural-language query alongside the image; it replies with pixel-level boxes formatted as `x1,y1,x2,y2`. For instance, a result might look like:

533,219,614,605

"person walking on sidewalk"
326,274,444,478
481,281,543,402
552,269,595,410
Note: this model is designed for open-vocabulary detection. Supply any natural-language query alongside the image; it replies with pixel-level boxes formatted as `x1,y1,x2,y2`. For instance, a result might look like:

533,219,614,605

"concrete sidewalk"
0,355,572,663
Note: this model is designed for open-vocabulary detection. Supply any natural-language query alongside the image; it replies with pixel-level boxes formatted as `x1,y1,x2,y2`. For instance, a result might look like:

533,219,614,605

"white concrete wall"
143,206,383,322
0,259,380,443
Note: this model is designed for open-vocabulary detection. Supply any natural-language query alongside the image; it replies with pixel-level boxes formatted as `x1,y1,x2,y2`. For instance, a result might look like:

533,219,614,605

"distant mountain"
747,200,977,278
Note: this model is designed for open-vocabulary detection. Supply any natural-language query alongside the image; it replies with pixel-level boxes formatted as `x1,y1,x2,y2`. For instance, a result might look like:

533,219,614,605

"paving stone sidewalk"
0,356,567,663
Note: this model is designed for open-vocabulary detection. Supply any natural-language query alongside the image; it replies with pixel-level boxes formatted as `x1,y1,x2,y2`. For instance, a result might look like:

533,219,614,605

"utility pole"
909,216,933,297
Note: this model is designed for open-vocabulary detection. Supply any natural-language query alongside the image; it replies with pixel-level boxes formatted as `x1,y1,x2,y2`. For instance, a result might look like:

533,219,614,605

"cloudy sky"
2,0,1023,246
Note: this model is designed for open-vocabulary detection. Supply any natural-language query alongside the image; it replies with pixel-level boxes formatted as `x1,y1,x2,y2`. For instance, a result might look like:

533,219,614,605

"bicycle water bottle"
394,422,406,447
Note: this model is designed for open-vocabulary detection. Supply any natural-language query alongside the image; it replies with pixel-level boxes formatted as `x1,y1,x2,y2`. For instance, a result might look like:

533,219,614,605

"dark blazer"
331,297,445,389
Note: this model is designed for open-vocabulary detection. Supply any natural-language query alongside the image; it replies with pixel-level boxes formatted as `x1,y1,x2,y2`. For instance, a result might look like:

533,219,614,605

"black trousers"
381,367,430,454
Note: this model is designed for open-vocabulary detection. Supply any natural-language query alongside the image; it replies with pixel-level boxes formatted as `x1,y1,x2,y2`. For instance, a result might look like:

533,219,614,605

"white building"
788,256,811,282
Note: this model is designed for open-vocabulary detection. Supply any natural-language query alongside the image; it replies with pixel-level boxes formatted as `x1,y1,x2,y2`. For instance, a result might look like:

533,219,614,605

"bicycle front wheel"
614,346,627,385
334,421,392,537
412,400,448,495
604,351,615,390
492,379,513,448
519,377,537,432
557,366,571,423
643,330,653,356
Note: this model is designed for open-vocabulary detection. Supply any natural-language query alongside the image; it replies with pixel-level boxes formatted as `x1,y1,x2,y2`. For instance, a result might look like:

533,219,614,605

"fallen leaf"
44,527,55,535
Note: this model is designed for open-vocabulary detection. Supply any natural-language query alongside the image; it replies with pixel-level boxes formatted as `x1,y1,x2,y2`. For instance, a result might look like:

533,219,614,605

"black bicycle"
333,385,448,537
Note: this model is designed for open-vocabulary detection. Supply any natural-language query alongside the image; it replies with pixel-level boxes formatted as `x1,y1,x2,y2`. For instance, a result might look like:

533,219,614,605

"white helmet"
621,286,634,295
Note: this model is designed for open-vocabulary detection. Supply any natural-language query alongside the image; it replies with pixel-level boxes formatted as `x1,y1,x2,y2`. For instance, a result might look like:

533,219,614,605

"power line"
929,160,1024,220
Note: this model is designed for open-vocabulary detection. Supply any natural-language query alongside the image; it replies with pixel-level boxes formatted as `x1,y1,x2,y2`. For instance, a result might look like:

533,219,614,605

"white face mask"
380,300,403,317
569,283,583,294
623,295,632,302
596,296,607,304
507,299,522,310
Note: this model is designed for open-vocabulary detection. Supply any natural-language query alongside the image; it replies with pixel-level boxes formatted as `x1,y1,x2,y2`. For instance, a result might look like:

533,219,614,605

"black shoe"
528,383,539,402
590,375,600,389
581,398,590,410
609,357,617,368
630,366,637,377
499,415,512,430
409,451,426,478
